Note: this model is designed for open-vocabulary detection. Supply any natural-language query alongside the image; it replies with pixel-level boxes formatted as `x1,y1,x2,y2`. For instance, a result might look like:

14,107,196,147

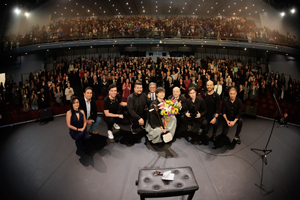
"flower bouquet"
158,98,180,126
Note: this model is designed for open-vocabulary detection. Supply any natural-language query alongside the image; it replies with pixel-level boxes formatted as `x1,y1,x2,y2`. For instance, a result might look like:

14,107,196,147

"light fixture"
143,10,145,12
126,2,128,5
291,9,295,14
281,12,285,16
244,48,247,50
25,12,29,17
82,6,84,8
245,7,248,9
14,8,20,15
88,10,90,12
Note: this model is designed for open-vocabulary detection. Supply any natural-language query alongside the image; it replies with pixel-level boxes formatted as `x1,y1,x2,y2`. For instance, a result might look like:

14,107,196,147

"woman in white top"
65,82,74,104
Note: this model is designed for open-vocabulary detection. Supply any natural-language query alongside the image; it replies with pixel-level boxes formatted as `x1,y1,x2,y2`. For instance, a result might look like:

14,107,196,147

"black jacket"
186,96,207,118
127,92,151,120
79,97,97,121
148,99,163,129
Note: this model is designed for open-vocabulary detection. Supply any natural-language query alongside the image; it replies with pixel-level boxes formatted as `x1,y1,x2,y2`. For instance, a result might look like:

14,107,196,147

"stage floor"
0,115,299,200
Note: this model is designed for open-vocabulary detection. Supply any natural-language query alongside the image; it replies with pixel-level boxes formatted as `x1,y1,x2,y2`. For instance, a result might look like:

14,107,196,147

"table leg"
187,191,196,200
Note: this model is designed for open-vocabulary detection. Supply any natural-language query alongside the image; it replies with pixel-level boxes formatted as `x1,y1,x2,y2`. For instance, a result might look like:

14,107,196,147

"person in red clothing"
122,78,131,98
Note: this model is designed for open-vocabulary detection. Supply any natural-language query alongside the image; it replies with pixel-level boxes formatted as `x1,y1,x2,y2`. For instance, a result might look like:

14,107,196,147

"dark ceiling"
3,0,300,17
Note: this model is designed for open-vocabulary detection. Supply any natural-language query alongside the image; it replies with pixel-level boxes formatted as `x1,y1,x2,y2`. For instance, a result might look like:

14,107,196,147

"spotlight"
291,9,295,14
14,8,20,15
25,12,29,17
281,12,285,16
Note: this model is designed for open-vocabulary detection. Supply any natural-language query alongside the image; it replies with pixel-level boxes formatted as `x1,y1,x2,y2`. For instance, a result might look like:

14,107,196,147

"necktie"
216,86,218,94
151,93,154,100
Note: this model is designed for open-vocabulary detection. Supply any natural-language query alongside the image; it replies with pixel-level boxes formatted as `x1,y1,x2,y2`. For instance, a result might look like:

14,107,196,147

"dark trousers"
182,115,206,133
103,115,130,131
131,113,148,130
204,114,219,135
222,118,243,136
69,129,89,149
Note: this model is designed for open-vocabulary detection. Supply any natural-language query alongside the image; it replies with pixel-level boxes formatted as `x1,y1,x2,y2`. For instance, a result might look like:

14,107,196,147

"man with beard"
127,81,151,134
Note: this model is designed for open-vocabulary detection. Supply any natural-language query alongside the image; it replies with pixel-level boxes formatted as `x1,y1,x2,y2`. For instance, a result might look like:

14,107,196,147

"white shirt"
150,93,156,100
281,91,284,99
84,97,91,119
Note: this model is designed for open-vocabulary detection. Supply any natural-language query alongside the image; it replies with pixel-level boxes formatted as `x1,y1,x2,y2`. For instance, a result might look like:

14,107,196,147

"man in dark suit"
168,87,187,128
79,87,102,135
147,82,157,102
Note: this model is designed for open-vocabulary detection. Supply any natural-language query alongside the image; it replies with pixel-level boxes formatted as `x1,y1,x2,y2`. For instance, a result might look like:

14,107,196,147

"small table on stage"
136,166,199,200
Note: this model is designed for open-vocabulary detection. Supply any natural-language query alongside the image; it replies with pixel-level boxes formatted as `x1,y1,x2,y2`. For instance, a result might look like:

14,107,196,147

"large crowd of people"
1,54,300,148
3,15,298,48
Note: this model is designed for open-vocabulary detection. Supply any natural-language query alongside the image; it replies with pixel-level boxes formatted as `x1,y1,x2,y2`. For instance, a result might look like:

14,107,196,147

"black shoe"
211,134,216,142
234,136,241,145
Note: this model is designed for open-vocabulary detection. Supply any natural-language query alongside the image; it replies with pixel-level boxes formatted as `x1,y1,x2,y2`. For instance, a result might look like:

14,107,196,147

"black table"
136,166,199,200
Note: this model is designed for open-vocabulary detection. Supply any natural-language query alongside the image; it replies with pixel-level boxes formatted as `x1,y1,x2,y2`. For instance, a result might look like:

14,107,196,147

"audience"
3,16,297,48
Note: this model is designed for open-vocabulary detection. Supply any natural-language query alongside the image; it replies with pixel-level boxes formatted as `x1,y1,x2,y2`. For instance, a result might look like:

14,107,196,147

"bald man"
202,80,221,141
168,87,187,131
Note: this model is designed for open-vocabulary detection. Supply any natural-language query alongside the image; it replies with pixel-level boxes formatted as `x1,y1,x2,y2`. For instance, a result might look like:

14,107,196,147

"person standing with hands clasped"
66,96,89,150
221,87,243,144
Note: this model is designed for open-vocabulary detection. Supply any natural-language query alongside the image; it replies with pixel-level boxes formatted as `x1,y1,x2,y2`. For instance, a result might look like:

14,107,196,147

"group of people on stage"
66,80,243,150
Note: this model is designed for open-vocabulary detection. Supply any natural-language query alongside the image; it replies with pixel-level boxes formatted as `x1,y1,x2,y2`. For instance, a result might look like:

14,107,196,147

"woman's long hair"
70,96,79,115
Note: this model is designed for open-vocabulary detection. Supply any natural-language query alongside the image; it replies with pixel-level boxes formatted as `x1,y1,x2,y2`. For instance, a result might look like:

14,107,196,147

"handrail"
2,31,298,50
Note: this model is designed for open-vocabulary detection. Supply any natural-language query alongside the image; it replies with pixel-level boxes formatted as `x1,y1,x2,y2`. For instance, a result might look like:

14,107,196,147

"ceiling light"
25,12,29,17
90,46,93,48
141,1,143,3
64,7,66,9
195,9,197,11
99,7,101,9
239,9,241,12
104,11,106,13
245,7,247,9
244,48,247,50
126,2,128,5
82,6,84,8
71,9,73,12
168,10,170,12
131,11,132,13
228,6,230,8
281,12,285,16
112,4,114,6
88,10,90,12
93,13,94,15
291,9,295,14
249,13,251,15
207,11,209,13
54,12,56,14
129,7,131,9
76,3,78,5
57,5,59,7
77,13,79,15
169,6,171,8
216,2,218,4
198,4,200,6
223,10,225,12
193,12,195,14
253,4,255,6
234,2,236,4
95,2,97,4
233,13,235,15
156,10,158,12
61,13,63,15
185,2,187,4
262,9,264,11
14,8,20,15
171,1,172,3
143,10,145,12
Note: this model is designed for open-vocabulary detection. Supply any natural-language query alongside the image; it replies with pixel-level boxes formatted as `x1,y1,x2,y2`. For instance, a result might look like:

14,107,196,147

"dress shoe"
88,129,99,135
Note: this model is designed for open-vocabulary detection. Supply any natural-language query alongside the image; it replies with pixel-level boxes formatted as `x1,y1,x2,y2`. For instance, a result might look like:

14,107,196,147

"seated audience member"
103,84,130,140
31,90,39,110
79,87,102,135
278,112,288,126
66,96,89,150
146,87,176,144
168,87,187,128
221,87,243,144
249,81,259,100
202,81,220,141
65,82,74,104
182,87,207,135
147,82,157,102
127,81,151,134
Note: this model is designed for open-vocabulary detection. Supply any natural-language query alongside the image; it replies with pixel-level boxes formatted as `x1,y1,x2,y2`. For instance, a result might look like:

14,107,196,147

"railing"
2,31,298,50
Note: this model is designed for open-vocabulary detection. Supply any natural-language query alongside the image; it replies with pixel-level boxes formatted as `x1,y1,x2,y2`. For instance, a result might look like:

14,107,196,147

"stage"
0,115,299,200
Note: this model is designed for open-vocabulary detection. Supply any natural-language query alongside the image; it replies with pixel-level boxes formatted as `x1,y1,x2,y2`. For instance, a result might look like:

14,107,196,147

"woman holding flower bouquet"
145,87,177,144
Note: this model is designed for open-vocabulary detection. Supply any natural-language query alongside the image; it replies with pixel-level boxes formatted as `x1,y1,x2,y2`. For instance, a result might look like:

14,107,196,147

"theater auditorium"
0,0,300,200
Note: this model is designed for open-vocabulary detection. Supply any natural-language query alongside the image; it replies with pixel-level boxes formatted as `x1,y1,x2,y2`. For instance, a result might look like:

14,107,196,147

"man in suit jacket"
168,87,187,128
147,82,157,102
79,87,102,135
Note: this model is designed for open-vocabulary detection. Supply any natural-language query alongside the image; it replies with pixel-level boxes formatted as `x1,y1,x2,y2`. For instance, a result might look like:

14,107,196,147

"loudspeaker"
39,108,54,123
244,105,258,118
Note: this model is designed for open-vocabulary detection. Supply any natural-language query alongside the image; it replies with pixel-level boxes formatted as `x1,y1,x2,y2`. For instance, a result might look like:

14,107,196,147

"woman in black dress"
66,96,89,149
237,84,245,102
